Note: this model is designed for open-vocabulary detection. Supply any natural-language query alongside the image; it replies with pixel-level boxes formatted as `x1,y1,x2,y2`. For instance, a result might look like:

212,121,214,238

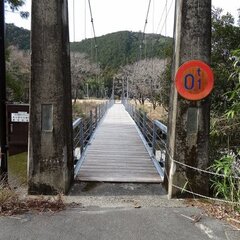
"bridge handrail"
123,100,167,167
73,118,82,130
72,99,113,168
153,120,167,134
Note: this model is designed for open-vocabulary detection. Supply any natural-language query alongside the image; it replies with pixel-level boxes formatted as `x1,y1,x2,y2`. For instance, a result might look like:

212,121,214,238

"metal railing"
123,100,168,168
72,99,114,169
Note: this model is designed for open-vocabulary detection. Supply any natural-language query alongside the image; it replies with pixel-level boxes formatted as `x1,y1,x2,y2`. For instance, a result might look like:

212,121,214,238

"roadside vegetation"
8,152,27,186
209,9,240,206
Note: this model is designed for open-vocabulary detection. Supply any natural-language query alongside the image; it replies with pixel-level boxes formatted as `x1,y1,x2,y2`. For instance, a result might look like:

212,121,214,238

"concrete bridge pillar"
28,0,74,194
166,0,212,197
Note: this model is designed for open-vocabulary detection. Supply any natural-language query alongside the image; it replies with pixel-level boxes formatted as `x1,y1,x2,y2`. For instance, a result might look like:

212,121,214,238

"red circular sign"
175,60,214,100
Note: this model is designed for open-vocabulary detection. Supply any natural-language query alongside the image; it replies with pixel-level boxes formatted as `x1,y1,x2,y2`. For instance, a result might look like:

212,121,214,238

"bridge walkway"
75,103,162,183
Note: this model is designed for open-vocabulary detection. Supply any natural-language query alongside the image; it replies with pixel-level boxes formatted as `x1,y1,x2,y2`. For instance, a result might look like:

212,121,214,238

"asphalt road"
0,183,239,240
0,205,239,240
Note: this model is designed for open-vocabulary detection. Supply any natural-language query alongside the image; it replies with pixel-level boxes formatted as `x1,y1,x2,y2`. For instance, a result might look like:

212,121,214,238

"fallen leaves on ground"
0,186,65,216
185,199,240,229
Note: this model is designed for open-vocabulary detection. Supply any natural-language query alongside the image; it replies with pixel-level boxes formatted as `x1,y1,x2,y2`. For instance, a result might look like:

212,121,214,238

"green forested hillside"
6,24,172,70
6,24,30,50
71,31,173,69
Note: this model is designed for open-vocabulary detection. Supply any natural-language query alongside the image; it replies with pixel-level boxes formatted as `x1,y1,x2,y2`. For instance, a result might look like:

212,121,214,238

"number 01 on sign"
175,60,214,100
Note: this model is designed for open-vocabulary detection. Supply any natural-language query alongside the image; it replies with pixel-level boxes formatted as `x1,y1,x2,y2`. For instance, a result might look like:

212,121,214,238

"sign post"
166,0,212,199
175,60,214,101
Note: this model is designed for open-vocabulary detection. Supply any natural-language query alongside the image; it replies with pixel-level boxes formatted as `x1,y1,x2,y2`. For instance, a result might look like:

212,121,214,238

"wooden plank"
76,103,162,183
77,176,161,183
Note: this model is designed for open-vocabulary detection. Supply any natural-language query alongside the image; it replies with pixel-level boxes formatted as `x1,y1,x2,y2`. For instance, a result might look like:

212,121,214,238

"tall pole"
0,0,7,179
126,76,129,101
112,77,115,99
86,83,89,99
166,0,212,198
29,0,73,194
121,76,125,102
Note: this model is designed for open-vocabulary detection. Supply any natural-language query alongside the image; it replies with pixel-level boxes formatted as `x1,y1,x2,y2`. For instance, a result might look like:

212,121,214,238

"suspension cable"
87,0,98,63
165,0,167,37
157,0,174,36
88,0,96,40
87,0,101,96
142,0,152,36
84,0,87,39
73,0,75,42
155,4,167,34
140,0,152,61
164,0,168,66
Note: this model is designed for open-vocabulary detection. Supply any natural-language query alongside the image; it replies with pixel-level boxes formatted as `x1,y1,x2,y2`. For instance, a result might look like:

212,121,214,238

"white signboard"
11,112,29,123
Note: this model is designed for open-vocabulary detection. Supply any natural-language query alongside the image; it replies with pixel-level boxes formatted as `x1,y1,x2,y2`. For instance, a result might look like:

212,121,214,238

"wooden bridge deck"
76,103,162,183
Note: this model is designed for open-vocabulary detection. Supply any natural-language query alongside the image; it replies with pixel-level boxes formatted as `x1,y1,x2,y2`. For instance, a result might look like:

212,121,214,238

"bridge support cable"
155,0,174,36
87,0,101,96
154,0,174,104
141,0,152,60
87,0,98,63
72,0,75,42
126,0,153,103
84,0,87,39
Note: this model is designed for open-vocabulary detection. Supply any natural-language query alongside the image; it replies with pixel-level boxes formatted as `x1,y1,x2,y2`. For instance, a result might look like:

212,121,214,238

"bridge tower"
28,0,74,194
166,0,212,197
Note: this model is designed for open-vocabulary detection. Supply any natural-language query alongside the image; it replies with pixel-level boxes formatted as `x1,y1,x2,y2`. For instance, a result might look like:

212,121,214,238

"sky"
5,0,240,42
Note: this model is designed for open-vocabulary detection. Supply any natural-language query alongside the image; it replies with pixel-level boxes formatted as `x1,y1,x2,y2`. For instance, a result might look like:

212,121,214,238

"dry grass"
8,152,27,187
0,179,65,216
130,100,168,123
74,99,107,104
72,99,107,120
0,190,65,216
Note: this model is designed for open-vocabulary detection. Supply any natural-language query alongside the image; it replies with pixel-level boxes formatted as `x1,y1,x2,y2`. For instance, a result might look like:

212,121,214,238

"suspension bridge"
74,102,165,183
71,0,169,184
0,0,213,199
